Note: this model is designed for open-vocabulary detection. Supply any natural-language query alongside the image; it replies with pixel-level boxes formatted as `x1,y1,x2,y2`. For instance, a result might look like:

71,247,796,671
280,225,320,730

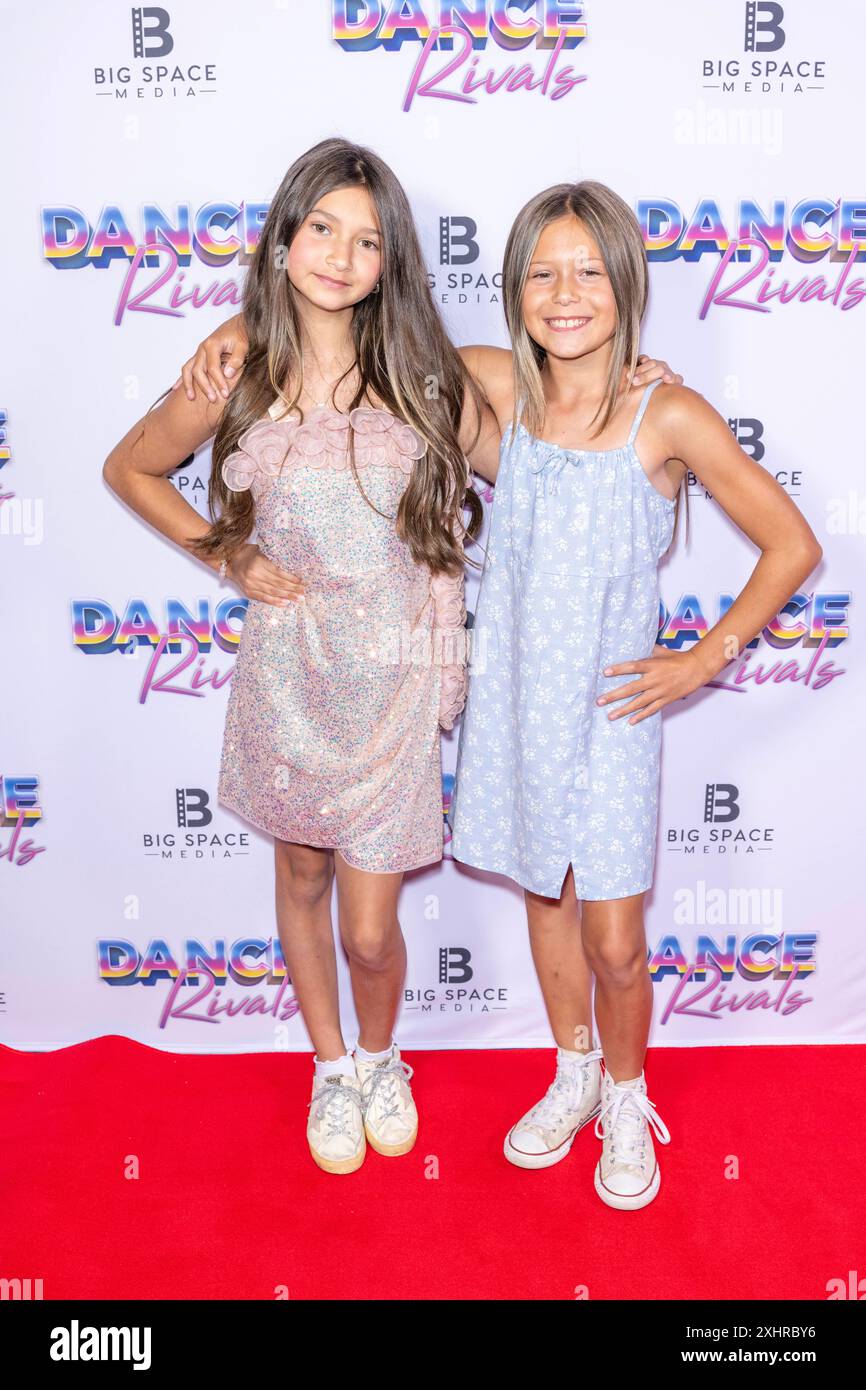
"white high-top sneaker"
306,1069,366,1175
593,1067,671,1210
355,1044,418,1156
504,1047,604,1170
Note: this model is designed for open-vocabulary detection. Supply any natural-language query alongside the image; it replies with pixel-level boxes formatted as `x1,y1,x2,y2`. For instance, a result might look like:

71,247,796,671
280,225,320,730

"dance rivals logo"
91,6,219,102
429,214,502,308
331,0,588,111
141,787,252,861
0,774,47,869
70,597,243,703
97,936,302,1030
404,945,510,1016
656,589,847,694
648,913,816,1024
641,198,865,318
699,2,827,96
665,783,776,859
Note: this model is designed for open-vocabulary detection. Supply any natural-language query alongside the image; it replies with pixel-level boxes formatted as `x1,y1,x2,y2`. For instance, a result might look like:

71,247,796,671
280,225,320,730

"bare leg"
580,893,652,1083
524,864,595,1053
332,850,406,1053
273,839,345,1061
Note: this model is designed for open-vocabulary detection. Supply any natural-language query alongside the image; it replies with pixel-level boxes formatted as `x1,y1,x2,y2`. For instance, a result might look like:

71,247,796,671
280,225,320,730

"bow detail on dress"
528,443,586,498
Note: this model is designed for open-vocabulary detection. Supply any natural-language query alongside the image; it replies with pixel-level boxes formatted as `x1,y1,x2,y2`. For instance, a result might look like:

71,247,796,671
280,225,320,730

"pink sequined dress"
217,397,469,872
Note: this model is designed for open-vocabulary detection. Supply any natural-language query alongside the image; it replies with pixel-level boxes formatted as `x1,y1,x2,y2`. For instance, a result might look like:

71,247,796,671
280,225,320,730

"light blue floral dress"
450,378,677,899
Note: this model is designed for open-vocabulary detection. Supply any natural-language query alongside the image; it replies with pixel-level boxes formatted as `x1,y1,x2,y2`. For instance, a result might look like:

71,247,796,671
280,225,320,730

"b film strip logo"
132,6,174,59
438,946,473,984
744,2,785,54
704,783,740,824
439,216,479,267
175,787,212,829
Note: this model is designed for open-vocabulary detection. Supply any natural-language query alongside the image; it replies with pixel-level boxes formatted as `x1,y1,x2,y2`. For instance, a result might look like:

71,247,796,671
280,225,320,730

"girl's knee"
274,840,334,905
588,942,647,988
340,919,401,970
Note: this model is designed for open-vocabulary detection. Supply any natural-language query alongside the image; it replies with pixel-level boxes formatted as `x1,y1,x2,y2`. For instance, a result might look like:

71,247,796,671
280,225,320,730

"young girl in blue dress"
449,180,822,1209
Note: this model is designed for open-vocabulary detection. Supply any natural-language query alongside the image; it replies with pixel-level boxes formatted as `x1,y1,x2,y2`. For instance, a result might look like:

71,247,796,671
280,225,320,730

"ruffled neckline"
221,399,427,493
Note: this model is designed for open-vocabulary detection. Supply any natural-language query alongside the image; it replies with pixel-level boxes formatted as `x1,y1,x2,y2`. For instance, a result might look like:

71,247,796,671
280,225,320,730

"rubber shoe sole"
594,1157,660,1210
503,1103,601,1170
365,1123,417,1157
308,1133,367,1174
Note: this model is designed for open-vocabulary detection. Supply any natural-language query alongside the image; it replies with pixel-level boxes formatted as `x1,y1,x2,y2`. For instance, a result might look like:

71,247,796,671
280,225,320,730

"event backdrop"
2,0,862,1053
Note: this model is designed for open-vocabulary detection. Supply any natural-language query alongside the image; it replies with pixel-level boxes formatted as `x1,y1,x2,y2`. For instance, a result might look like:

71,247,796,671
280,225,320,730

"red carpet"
1,1039,862,1301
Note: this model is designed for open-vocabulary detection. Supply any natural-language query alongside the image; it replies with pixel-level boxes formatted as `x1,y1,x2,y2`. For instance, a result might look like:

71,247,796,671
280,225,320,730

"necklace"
299,350,358,409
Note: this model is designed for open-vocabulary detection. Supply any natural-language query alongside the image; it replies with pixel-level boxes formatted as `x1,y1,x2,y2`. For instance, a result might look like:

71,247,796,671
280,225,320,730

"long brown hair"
183,136,484,577
502,179,689,548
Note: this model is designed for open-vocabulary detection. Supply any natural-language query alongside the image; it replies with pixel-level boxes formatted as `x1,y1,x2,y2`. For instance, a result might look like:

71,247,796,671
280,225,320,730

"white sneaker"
354,1044,418,1156
306,1069,366,1174
593,1067,671,1210
504,1047,604,1170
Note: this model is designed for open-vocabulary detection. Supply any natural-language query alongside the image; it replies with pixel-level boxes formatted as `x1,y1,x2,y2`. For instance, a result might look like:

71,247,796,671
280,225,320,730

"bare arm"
664,385,822,682
102,386,304,604
599,384,823,723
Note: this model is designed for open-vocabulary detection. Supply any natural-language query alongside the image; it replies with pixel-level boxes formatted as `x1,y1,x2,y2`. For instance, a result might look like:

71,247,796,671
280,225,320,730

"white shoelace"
523,1047,604,1132
594,1082,671,1167
308,1078,364,1139
360,1057,414,1121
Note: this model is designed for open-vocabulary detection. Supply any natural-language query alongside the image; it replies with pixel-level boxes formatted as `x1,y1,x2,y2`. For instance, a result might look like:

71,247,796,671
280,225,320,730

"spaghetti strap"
627,377,663,447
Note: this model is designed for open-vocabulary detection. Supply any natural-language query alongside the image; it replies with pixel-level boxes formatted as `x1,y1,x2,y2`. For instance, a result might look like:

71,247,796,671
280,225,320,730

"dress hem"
451,848,652,901
218,791,443,875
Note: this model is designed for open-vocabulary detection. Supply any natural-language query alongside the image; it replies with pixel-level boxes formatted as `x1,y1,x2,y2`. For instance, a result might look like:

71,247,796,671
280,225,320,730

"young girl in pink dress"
104,137,496,1176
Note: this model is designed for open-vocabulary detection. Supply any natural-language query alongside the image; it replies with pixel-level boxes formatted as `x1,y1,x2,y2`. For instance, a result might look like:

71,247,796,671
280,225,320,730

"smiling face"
285,183,382,309
521,214,617,363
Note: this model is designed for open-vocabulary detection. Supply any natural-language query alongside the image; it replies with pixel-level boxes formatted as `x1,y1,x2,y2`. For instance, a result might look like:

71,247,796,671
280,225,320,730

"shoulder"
644,381,707,423
639,383,728,458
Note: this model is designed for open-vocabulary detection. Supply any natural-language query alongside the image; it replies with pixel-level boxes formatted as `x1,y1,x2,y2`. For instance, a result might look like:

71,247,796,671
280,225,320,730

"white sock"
355,1038,394,1062
558,1045,599,1064
314,1051,356,1080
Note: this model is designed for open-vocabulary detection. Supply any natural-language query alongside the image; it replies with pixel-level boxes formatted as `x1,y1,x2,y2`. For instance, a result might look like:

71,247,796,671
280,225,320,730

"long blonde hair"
185,136,485,577
502,179,689,546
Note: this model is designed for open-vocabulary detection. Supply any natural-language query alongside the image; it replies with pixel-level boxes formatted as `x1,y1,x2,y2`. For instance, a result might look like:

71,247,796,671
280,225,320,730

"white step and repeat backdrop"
2,0,863,1053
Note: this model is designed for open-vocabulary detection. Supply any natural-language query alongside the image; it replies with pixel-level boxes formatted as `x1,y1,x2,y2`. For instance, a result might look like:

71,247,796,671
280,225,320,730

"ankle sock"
314,1051,356,1081
557,1045,599,1064
355,1038,394,1063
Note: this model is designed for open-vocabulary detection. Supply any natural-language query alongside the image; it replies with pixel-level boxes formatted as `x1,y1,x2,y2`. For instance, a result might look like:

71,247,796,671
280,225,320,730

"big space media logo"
97,935,302,1031
141,786,251,861
667,782,776,862
430,213,501,309
700,1,826,96
92,6,219,102
0,775,47,869
332,1,589,112
404,943,510,1017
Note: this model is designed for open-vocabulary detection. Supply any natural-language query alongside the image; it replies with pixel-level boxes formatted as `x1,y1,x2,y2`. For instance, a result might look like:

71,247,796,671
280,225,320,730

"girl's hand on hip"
596,646,705,724
227,544,305,606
